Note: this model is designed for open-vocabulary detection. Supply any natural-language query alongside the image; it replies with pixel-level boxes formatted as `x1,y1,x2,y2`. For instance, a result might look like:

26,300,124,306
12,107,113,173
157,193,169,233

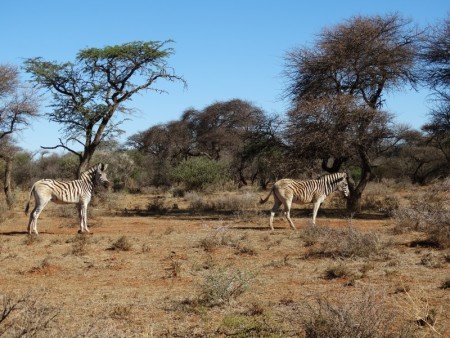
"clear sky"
1,0,448,152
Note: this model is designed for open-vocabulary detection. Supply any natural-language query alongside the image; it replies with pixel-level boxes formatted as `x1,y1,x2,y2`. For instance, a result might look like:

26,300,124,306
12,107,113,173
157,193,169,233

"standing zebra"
25,163,110,234
260,172,349,230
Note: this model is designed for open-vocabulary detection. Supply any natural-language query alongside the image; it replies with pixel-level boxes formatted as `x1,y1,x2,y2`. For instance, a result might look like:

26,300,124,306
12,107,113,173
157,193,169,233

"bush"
110,236,132,251
199,268,254,307
298,289,415,338
171,157,230,191
392,178,450,248
300,225,385,259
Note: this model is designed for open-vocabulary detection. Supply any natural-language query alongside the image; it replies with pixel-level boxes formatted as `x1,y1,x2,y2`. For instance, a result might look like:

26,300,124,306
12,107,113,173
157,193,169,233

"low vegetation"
0,178,449,336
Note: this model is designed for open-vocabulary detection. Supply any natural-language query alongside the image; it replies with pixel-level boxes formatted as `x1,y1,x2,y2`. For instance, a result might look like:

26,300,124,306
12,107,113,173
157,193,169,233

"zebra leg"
28,202,48,235
312,201,321,225
78,203,89,233
269,199,281,230
283,199,296,230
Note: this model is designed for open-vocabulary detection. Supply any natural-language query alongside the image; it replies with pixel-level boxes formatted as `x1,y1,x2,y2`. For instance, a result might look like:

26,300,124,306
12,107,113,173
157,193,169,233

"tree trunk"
346,147,372,213
3,156,14,209
77,149,95,177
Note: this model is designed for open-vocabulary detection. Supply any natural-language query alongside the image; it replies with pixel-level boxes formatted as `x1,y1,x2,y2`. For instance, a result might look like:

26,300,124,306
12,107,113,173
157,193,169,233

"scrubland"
0,179,449,337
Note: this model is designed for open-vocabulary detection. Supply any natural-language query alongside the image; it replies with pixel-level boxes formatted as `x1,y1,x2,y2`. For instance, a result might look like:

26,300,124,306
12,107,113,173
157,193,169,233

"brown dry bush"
323,262,353,280
392,178,450,248
297,289,416,338
69,233,90,256
218,311,285,337
185,191,260,213
360,181,400,216
109,236,132,251
0,291,60,337
300,224,386,259
440,278,450,290
198,268,255,307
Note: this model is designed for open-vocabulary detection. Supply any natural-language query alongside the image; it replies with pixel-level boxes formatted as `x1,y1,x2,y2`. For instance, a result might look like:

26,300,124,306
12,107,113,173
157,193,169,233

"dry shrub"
298,289,415,338
360,181,400,215
323,262,353,280
197,225,241,252
397,287,443,335
300,224,385,259
198,268,254,307
440,278,450,290
185,191,212,211
110,236,132,251
146,196,167,213
212,191,259,211
0,291,60,337
218,311,283,337
186,191,260,212
392,178,450,248
70,233,90,256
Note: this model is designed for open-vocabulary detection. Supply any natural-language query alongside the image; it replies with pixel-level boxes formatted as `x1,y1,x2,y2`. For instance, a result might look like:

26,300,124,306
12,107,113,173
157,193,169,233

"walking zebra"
260,172,349,230
25,163,110,234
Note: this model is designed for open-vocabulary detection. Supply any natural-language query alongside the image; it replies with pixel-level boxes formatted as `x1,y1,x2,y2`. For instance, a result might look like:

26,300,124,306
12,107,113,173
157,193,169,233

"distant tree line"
0,13,448,213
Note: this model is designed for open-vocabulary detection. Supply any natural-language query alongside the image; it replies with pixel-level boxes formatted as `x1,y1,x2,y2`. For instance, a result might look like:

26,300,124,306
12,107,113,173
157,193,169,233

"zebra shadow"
0,231,29,236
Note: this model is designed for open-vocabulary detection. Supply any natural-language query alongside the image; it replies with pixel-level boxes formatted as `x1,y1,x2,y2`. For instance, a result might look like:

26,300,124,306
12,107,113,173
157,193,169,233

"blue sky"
1,0,448,152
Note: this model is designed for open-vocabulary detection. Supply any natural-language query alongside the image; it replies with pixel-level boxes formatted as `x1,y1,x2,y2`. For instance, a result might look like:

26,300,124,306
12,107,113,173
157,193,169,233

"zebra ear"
100,163,108,171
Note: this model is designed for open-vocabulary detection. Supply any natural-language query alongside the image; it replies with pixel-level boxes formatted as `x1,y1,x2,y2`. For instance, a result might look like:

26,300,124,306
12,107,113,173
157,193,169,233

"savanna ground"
0,182,449,337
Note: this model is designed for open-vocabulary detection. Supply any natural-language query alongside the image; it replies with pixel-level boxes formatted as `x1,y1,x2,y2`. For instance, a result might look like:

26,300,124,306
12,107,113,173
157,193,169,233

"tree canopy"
283,14,421,211
25,40,185,175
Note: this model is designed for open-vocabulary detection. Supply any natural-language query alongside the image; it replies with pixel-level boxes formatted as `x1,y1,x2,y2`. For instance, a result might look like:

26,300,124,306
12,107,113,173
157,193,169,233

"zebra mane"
80,163,108,179
317,172,347,183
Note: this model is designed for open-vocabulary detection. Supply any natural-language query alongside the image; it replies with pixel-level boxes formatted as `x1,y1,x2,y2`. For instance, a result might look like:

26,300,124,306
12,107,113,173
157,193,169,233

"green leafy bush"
171,157,229,191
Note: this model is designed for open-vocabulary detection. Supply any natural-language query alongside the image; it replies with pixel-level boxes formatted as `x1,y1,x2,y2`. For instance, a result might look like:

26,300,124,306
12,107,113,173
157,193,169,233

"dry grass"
0,187,449,336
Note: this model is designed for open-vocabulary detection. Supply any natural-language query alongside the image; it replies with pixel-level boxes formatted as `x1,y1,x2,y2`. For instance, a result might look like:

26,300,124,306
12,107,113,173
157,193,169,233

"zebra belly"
51,194,80,204
293,194,314,204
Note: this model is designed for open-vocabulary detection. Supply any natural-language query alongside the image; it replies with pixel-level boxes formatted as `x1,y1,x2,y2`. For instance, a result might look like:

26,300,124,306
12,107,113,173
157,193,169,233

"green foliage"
77,40,173,61
171,157,230,191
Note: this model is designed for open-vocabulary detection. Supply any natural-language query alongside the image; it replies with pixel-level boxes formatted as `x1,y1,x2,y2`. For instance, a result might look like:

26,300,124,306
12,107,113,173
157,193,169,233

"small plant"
440,278,450,290
323,262,352,280
111,305,132,320
166,259,182,278
235,244,257,256
198,236,220,252
218,312,282,337
199,268,254,307
71,233,89,256
110,236,132,251
147,196,167,213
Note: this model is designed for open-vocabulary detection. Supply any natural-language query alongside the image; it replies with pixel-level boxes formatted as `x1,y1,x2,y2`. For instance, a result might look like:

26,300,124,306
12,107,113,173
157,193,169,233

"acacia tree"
420,15,450,179
25,40,185,176
283,14,420,211
0,64,39,208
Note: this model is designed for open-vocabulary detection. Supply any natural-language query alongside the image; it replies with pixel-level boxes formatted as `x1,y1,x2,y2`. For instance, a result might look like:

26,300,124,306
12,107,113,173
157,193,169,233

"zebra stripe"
260,172,349,230
25,163,110,235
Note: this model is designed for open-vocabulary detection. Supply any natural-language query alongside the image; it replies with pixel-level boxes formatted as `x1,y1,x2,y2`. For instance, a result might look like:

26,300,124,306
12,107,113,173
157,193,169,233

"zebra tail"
259,188,273,204
24,185,35,215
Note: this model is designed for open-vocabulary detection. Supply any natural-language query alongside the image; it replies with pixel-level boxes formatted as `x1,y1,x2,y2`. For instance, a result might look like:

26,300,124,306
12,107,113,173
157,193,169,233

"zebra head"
94,163,110,188
336,173,349,198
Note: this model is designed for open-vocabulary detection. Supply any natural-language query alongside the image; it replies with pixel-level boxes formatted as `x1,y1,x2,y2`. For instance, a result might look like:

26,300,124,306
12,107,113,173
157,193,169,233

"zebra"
260,172,349,230
25,163,110,235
